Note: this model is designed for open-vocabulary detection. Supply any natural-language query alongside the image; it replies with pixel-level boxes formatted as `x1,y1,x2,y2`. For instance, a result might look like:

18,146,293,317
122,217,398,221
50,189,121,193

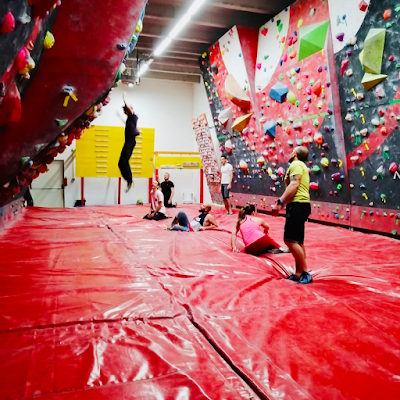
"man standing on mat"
161,173,176,208
118,93,139,193
220,155,233,215
143,181,168,221
272,146,312,284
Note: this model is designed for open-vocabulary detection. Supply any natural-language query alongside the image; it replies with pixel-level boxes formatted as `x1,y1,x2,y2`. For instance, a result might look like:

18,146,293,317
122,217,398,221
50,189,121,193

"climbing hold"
257,156,266,166
331,172,341,181
389,162,398,173
43,31,55,49
55,118,68,127
336,32,345,42
362,73,387,90
264,121,276,139
346,69,353,77
298,21,329,61
361,29,386,74
239,160,248,171
225,140,233,153
135,19,143,34
287,91,296,104
310,182,319,190
225,75,251,109
321,158,329,167
117,43,127,50
337,184,342,190
269,82,289,103
345,113,353,122
340,59,349,76
232,113,252,132
359,0,368,12
0,12,15,33
371,118,380,126
312,80,322,95
383,9,391,20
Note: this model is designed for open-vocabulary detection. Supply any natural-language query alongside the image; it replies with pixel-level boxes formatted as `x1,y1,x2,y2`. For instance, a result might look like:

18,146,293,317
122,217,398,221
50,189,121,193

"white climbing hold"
345,113,353,122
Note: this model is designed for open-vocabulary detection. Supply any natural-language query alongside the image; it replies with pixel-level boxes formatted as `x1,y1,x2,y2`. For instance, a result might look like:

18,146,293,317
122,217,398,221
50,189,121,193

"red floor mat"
1,205,400,399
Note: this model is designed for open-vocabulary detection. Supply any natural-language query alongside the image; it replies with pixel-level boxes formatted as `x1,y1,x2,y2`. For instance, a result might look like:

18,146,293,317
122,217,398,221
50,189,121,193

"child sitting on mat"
231,204,288,255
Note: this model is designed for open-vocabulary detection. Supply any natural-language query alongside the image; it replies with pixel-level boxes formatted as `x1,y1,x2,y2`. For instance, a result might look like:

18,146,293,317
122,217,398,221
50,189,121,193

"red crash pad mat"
0,204,400,399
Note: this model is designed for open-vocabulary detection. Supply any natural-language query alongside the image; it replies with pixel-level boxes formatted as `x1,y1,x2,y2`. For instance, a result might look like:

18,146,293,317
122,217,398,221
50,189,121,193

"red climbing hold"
0,12,15,33
340,59,349,76
383,9,391,20
359,0,368,12
312,80,322,96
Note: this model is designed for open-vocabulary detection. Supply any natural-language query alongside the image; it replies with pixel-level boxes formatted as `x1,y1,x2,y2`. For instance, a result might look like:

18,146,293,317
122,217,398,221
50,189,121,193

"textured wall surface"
200,0,400,236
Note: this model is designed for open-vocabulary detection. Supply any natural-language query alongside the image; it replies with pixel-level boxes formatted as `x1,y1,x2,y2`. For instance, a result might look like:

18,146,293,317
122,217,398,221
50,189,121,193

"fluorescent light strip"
153,0,207,57
137,58,154,77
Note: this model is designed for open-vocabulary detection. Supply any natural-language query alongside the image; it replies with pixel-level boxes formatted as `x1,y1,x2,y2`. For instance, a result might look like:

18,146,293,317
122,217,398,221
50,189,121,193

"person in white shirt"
143,181,168,220
220,155,233,215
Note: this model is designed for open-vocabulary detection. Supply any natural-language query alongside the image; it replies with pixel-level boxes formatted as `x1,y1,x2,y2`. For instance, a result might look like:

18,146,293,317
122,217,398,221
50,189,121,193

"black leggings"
118,137,136,184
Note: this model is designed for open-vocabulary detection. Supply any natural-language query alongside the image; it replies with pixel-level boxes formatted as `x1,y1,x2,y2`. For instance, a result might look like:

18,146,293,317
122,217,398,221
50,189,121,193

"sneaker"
267,248,284,254
287,274,299,281
298,271,313,284
125,182,133,193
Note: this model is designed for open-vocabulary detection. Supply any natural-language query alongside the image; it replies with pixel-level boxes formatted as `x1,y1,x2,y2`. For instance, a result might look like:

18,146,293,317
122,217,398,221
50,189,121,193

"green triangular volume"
298,20,330,61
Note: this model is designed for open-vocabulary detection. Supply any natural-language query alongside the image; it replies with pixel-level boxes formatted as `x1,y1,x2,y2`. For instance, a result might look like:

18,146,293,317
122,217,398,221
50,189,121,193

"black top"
197,213,207,226
161,181,174,200
125,113,139,140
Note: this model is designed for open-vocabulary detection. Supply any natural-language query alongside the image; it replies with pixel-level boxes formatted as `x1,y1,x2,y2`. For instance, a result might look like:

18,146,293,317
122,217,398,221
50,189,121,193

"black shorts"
284,202,311,244
221,184,230,200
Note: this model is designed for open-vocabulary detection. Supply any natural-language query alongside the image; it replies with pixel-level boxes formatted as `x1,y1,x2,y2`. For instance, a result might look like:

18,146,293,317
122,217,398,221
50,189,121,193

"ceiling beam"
146,0,291,15
139,22,226,44
150,64,200,75
144,2,269,29
122,71,200,83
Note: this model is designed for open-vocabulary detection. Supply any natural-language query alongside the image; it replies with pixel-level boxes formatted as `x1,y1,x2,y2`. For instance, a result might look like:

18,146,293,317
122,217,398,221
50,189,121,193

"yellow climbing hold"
135,19,143,34
297,19,303,28
43,31,55,49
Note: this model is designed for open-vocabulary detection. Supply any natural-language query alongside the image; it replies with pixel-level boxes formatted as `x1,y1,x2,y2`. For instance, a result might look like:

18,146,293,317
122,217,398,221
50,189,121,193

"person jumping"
118,93,139,192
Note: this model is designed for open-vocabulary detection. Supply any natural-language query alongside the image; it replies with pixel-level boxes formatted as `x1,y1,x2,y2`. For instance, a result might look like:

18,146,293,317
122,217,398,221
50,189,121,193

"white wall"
52,77,216,207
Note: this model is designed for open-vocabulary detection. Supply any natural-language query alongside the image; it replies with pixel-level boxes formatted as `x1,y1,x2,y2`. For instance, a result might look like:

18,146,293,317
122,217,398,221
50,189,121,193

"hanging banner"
192,114,223,204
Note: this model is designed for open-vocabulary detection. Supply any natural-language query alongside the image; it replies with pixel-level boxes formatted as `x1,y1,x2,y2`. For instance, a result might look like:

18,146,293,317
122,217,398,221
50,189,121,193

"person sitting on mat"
231,204,288,255
167,204,218,232
143,181,168,221
118,92,140,193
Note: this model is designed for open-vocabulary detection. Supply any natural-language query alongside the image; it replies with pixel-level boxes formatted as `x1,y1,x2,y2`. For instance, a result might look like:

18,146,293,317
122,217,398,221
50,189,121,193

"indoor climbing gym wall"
200,0,400,237
0,0,146,206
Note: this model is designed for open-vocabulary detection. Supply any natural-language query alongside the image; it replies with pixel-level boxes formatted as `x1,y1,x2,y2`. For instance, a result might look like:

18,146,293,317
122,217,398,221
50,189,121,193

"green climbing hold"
56,118,68,127
310,79,315,86
386,22,393,29
278,23,283,33
21,156,30,164
396,63,400,69
264,55,269,60
288,45,293,52
131,34,137,43
337,184,342,190
295,100,300,107
312,165,321,173
392,229,397,235
279,74,283,81
35,144,45,152
290,76,296,84
396,5,400,12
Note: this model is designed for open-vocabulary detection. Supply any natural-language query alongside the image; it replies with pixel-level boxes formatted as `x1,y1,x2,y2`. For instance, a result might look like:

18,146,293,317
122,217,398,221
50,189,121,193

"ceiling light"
188,0,207,15
152,0,208,57
137,58,153,77
169,13,191,39
154,37,172,56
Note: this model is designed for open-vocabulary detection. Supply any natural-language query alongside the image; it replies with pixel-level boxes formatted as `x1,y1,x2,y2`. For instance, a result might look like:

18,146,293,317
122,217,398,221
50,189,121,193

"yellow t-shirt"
284,160,310,203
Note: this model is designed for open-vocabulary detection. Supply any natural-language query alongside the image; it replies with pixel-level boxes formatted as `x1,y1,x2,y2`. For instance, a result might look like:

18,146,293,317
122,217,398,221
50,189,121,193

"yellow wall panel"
76,126,155,178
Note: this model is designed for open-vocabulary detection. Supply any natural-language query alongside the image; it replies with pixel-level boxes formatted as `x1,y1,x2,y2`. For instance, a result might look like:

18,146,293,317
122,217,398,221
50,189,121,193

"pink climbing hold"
389,162,398,173
256,63,262,69
340,59,349,76
0,12,15,33
261,28,268,36
336,32,345,42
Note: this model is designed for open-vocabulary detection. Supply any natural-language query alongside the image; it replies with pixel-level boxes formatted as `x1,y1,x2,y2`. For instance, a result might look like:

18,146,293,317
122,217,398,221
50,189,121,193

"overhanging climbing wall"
0,0,146,205
200,0,400,236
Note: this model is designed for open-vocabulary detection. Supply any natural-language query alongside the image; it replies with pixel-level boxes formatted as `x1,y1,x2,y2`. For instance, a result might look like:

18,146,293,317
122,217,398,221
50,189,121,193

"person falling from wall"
143,181,169,221
118,92,140,193
272,146,312,284
231,204,289,255
166,204,218,231
220,155,233,215
161,173,177,208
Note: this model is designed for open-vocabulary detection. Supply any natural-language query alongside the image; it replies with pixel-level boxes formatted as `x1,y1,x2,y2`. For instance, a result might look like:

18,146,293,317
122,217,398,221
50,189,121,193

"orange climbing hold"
383,9,391,20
